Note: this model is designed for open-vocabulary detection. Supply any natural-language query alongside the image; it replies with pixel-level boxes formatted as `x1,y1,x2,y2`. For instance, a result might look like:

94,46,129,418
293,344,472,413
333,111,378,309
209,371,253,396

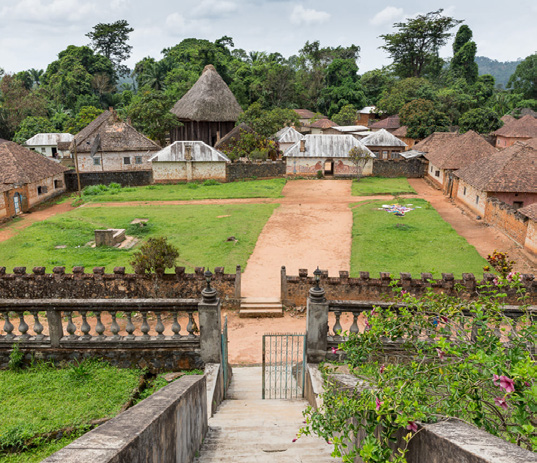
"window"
476,195,479,205
513,201,524,209
135,156,143,164
435,170,440,177
430,165,433,173
463,186,467,195
54,179,63,189
123,157,131,165
40,147,46,153
93,157,101,165
37,186,48,195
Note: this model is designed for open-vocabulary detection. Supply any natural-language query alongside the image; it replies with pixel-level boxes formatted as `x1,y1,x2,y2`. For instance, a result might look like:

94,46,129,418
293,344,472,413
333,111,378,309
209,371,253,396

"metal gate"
262,333,306,399
221,315,229,397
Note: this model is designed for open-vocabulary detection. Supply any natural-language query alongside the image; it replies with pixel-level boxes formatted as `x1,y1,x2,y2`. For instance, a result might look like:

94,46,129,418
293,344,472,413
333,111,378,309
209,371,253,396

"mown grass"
81,178,286,202
351,177,416,196
0,359,142,462
350,198,488,278
0,204,277,273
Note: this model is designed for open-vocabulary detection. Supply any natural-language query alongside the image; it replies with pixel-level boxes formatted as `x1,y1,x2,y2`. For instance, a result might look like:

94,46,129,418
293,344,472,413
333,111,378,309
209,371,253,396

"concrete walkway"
195,367,338,462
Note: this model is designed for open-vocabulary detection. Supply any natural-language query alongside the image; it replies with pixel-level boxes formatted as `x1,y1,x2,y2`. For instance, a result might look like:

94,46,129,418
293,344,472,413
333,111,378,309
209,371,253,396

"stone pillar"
234,265,241,299
280,266,287,303
47,309,64,347
199,271,222,364
306,269,328,363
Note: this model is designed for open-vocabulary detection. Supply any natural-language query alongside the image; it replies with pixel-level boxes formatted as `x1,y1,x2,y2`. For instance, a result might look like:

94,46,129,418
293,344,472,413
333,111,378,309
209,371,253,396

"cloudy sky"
1,0,536,74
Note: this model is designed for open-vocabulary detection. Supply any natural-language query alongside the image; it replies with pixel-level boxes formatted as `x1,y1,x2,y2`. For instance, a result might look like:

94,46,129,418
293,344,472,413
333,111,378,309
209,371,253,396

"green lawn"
352,177,417,196
0,360,142,462
0,204,277,273
81,178,286,202
351,199,488,278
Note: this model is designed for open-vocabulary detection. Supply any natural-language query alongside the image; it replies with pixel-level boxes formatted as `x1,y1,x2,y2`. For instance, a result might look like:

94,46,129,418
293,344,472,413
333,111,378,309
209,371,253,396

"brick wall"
371,158,426,178
76,150,154,173
64,170,153,191
281,267,537,306
0,266,240,309
226,161,286,181
525,220,537,256
484,198,529,245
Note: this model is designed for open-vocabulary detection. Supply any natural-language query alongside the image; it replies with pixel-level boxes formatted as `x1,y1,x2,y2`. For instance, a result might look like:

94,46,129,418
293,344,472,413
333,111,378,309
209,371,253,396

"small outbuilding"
308,118,339,134
149,141,230,183
493,115,537,148
23,133,74,159
274,126,303,154
284,134,375,178
360,128,407,159
170,65,243,146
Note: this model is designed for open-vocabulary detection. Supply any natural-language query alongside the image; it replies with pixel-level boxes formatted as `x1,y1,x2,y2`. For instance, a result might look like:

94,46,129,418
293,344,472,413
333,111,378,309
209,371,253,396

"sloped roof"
455,141,537,193
149,141,230,163
284,134,375,158
493,114,537,138
400,150,426,159
331,125,369,133
392,125,408,137
274,126,303,144
370,115,400,130
0,141,68,186
72,110,161,153
425,130,496,170
309,118,338,129
361,128,407,147
501,115,516,125
525,138,537,149
170,65,243,122
519,203,537,222
214,123,255,152
24,133,74,146
359,106,377,114
293,109,316,119
414,132,459,153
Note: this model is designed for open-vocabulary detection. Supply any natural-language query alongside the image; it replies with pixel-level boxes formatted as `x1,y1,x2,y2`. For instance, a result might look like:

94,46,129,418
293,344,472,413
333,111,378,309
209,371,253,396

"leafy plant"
485,250,516,278
316,170,324,179
130,236,179,275
8,343,24,371
202,179,221,186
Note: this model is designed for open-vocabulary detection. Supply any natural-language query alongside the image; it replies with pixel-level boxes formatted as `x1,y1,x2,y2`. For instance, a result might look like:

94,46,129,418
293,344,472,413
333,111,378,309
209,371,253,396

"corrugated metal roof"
274,126,303,143
361,129,407,147
359,106,377,114
284,135,375,158
400,150,426,159
149,141,230,163
331,125,370,133
23,133,74,146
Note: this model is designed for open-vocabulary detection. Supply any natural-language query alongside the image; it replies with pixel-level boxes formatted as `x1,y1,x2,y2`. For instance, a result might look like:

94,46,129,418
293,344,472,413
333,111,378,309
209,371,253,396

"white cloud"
290,5,330,26
191,0,238,19
369,6,404,26
0,0,95,23
111,0,129,10
164,12,209,35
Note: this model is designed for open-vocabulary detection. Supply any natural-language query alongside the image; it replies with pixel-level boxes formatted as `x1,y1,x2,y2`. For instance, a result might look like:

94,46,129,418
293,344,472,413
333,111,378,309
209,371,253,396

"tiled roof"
0,141,68,186
414,132,459,153
493,115,537,138
424,130,496,170
455,141,537,193
284,134,374,158
370,115,400,130
309,118,338,129
519,203,537,221
293,109,316,119
392,125,408,137
501,115,516,125
73,110,161,153
361,128,407,147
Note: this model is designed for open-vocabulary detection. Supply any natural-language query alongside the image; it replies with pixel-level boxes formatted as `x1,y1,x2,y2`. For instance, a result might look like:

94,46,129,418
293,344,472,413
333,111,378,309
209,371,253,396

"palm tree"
28,68,44,88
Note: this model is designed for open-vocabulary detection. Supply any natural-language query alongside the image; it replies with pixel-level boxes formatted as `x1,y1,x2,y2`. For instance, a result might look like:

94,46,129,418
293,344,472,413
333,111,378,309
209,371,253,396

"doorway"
324,159,334,176
13,193,22,215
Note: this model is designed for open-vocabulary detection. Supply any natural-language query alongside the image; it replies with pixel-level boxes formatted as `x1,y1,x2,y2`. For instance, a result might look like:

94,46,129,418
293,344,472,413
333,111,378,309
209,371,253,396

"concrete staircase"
239,297,284,318
194,367,339,462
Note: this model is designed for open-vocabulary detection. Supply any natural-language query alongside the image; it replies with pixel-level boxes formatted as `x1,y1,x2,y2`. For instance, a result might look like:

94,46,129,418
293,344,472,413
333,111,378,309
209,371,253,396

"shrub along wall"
226,161,286,182
65,170,153,191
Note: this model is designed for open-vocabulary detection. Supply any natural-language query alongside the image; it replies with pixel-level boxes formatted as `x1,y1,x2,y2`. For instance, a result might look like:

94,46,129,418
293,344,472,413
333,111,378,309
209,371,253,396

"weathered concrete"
199,299,222,364
194,367,339,462
306,298,329,363
42,375,208,463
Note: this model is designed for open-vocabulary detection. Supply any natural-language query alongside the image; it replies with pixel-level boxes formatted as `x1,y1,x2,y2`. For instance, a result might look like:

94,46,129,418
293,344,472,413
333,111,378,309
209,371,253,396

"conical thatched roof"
170,65,243,122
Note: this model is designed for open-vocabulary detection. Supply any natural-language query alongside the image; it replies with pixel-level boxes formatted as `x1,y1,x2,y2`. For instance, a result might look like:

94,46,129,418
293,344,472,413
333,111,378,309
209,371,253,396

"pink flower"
331,347,338,354
507,272,515,282
401,289,408,295
292,438,297,443
326,440,332,444
499,376,515,393
379,364,385,374
493,277,499,286
493,374,500,386
364,317,370,329
375,397,384,411
525,381,531,388
406,421,418,433
494,397,508,410
436,349,445,361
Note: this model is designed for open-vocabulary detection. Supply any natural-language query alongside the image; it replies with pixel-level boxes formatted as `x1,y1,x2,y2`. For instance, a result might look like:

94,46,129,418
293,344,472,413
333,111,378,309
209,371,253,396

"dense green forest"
475,56,522,88
0,11,536,147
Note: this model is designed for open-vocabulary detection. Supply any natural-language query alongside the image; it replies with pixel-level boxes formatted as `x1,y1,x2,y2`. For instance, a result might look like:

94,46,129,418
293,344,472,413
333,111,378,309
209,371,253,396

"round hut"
170,65,243,147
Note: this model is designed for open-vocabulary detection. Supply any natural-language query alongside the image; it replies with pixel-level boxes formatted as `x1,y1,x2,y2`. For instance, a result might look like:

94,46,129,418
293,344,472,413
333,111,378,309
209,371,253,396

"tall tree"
508,54,537,100
86,20,134,76
380,9,461,79
450,25,478,84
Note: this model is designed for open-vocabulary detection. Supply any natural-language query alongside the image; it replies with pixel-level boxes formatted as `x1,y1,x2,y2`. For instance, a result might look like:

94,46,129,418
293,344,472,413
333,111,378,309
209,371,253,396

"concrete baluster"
141,313,150,338
155,312,165,338
95,312,105,337
110,312,120,340
66,312,77,339
32,311,44,340
80,311,91,339
3,312,15,340
172,311,181,338
125,312,135,339
350,312,359,334
18,313,29,339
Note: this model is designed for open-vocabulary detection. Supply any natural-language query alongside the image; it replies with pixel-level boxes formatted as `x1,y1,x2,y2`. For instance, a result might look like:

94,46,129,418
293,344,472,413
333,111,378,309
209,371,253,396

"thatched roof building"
170,65,243,147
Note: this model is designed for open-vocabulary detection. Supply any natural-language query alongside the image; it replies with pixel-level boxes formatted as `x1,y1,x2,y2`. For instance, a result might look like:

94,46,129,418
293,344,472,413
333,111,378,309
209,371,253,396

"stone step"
239,297,284,318
241,297,282,304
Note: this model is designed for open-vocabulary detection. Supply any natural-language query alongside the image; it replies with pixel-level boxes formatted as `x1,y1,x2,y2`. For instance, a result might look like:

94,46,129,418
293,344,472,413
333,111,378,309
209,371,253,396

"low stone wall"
282,267,537,307
484,197,529,246
64,170,153,191
371,158,426,178
226,161,286,181
0,266,241,309
43,374,208,463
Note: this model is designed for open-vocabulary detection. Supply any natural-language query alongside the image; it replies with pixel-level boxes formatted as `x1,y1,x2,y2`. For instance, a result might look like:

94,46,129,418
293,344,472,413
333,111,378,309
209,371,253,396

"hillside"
476,56,521,88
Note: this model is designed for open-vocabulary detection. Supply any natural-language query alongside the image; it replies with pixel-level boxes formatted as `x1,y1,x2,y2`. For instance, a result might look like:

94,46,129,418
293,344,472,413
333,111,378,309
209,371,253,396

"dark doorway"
324,159,334,176
13,193,22,215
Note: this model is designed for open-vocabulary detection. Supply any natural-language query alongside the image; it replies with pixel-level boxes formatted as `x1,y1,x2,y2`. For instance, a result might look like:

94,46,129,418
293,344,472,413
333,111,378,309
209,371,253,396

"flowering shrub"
300,278,537,462
484,250,516,277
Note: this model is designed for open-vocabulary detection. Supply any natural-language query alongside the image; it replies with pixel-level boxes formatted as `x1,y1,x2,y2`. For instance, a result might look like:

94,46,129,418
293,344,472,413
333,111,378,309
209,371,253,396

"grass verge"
351,177,416,196
0,204,277,272
350,198,488,278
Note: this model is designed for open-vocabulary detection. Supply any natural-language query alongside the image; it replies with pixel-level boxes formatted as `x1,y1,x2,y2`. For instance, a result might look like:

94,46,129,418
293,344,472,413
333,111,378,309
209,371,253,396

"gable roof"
0,141,68,187
501,115,516,125
414,132,459,153
23,133,74,146
455,141,537,193
392,125,408,137
149,141,230,163
519,203,537,222
493,114,537,138
309,118,338,129
284,134,374,158
361,128,407,147
170,65,243,122
425,130,496,170
274,126,303,144
72,110,161,153
214,123,255,152
370,115,400,130
293,109,316,119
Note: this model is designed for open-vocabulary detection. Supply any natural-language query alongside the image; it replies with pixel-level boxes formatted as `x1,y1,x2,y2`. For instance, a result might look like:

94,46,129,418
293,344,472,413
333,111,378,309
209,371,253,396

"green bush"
316,170,324,179
8,343,24,371
202,179,221,186
130,237,179,275
187,183,200,189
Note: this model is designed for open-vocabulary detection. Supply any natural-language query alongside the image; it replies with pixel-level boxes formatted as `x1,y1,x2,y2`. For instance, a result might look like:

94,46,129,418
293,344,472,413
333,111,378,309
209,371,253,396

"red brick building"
493,115,537,148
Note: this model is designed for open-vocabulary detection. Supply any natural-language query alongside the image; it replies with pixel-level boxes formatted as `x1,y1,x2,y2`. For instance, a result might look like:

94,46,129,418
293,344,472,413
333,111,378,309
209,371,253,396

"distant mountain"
476,56,522,89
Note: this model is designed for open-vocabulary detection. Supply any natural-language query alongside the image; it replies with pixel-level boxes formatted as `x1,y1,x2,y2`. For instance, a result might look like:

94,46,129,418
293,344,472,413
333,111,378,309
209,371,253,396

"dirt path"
241,181,354,298
407,179,536,274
